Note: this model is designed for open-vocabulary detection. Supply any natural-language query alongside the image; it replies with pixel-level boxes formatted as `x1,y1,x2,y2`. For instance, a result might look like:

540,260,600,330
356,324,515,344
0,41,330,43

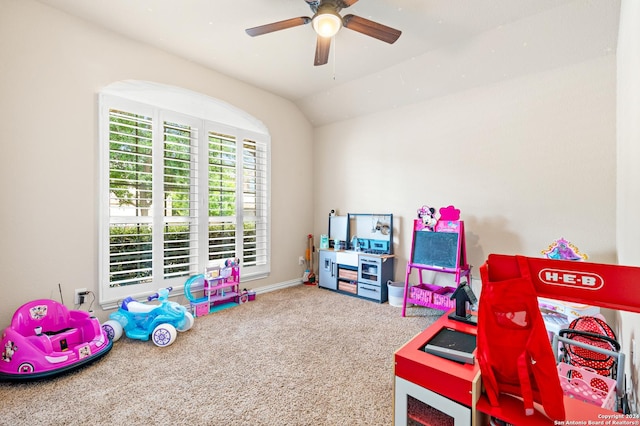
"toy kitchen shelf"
318,213,395,303
394,307,618,426
318,249,394,303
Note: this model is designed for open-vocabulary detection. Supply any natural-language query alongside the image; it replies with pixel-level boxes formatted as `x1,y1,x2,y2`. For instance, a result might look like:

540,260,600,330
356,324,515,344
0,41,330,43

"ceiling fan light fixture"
312,12,342,38
245,0,402,66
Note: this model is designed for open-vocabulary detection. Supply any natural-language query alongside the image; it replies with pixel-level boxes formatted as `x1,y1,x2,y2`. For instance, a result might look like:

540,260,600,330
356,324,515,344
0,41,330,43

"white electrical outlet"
74,288,87,305
298,256,305,265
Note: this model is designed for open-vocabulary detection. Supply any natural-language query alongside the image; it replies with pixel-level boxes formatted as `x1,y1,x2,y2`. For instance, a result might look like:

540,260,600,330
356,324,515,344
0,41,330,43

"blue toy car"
102,287,194,347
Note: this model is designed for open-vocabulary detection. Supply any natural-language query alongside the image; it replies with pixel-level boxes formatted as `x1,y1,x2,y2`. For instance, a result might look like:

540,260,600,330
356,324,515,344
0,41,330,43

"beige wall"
311,11,639,406
313,56,617,272
616,0,640,413
0,0,314,326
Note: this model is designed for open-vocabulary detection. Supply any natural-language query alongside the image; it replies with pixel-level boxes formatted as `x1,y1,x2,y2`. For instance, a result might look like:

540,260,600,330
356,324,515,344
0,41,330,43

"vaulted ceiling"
36,0,620,126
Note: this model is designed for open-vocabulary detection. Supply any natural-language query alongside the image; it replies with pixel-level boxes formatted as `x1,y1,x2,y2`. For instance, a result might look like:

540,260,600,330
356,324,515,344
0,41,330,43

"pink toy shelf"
402,205,471,316
184,262,241,317
203,265,240,313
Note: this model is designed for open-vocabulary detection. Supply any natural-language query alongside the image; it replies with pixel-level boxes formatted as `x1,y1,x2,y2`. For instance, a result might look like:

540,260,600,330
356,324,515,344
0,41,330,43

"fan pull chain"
332,36,337,80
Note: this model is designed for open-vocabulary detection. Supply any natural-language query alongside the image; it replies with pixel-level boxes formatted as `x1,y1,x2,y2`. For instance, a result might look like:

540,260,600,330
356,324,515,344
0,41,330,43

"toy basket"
409,284,440,304
408,284,456,310
557,362,616,410
432,287,456,309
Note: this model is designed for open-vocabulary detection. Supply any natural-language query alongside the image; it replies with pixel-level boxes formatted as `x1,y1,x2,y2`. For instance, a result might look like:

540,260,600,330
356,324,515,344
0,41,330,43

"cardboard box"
538,297,600,322
540,309,570,341
339,281,357,294
338,269,358,280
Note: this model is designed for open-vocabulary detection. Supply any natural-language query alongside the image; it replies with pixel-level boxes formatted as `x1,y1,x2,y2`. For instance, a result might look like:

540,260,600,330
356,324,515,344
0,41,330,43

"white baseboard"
181,278,304,310
252,278,304,294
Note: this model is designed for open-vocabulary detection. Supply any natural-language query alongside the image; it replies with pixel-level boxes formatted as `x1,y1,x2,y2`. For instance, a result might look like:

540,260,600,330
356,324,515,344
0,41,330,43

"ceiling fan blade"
342,14,401,44
314,36,331,66
338,0,359,7
245,17,311,37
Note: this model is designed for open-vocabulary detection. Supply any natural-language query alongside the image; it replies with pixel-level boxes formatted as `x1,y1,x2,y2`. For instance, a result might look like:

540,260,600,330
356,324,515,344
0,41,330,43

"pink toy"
184,263,241,317
0,299,112,381
438,205,461,221
542,237,588,261
224,258,240,268
417,205,438,231
434,205,462,232
415,204,462,232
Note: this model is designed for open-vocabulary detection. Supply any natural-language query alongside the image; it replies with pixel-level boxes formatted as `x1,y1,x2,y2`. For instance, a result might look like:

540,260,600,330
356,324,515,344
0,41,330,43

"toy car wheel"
152,323,177,347
177,312,194,332
102,320,124,342
18,362,34,373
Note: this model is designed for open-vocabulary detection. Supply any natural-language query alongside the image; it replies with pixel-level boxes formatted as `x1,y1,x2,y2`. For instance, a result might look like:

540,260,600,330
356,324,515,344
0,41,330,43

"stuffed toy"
417,205,438,231
542,238,587,261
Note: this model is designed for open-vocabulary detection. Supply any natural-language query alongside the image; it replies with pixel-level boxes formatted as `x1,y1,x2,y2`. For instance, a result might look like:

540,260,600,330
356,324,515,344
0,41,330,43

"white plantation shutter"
242,138,268,268
107,109,154,287
207,131,238,262
162,120,199,279
99,91,270,306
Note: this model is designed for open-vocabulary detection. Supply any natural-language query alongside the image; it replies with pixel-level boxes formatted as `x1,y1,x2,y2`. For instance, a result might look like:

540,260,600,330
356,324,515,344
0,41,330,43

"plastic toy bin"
191,300,210,317
409,284,438,304
557,362,616,410
387,281,405,307
432,287,456,309
408,284,456,310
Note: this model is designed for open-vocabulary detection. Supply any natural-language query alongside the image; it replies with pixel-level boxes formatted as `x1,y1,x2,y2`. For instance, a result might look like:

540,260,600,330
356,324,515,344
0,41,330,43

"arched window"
98,81,270,306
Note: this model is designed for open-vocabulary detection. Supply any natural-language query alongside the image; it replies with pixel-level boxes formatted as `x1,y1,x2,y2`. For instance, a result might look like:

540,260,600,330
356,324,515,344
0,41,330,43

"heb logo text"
538,268,604,290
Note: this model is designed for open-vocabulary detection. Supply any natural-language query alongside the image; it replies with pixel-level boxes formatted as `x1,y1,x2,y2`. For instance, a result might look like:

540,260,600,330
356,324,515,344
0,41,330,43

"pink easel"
401,205,472,316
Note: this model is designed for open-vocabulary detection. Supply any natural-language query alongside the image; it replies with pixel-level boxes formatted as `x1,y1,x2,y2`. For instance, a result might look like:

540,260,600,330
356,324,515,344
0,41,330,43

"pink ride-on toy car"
102,287,194,347
0,299,113,381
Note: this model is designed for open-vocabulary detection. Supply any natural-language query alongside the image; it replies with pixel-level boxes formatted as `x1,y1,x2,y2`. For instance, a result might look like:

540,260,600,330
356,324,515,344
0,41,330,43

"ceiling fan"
245,0,402,66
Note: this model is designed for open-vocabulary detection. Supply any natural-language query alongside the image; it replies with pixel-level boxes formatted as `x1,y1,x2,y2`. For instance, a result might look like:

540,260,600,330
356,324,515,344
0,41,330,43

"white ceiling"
36,0,620,126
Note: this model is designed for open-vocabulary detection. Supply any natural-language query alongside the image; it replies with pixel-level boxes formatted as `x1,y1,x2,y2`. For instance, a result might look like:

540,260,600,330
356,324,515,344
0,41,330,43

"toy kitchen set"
318,213,395,303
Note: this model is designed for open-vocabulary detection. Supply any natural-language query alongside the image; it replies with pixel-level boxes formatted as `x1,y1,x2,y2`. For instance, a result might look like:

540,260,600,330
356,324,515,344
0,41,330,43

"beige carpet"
0,285,442,425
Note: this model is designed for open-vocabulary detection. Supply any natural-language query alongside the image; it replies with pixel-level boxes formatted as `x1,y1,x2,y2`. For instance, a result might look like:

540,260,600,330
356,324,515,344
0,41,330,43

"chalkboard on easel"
411,231,460,269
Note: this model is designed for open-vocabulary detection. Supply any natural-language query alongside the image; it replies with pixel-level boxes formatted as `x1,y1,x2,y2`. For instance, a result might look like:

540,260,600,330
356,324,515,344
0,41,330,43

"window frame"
98,86,270,308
